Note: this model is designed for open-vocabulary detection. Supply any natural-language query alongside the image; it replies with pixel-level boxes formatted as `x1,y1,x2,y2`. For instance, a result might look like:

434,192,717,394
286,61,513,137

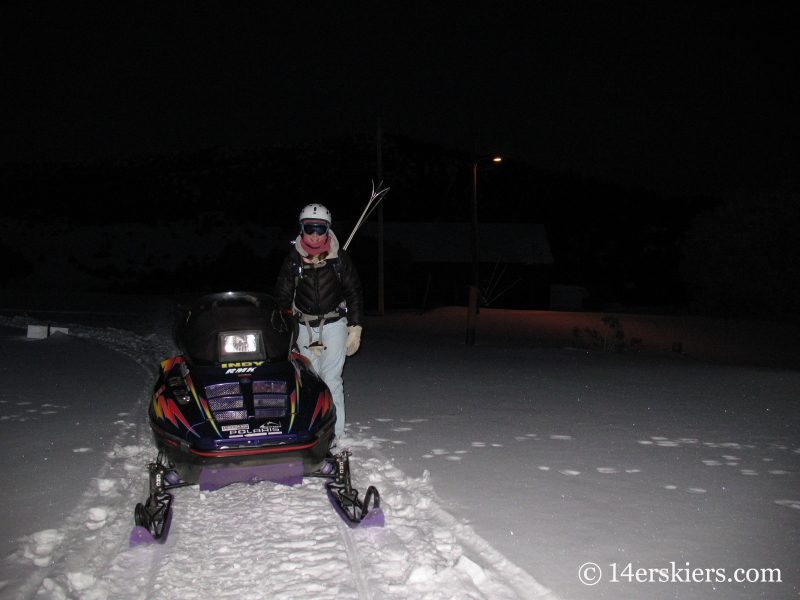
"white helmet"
299,203,332,223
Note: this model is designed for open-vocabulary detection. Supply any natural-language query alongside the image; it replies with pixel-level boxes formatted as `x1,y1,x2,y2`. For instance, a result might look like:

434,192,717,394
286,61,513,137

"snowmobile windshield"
175,292,296,366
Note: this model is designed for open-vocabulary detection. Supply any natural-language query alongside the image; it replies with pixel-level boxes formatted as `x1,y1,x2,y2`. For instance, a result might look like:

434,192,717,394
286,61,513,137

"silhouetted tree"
681,184,800,318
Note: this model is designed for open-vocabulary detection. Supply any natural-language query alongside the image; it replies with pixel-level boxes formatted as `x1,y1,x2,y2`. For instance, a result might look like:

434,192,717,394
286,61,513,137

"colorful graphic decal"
185,372,222,438
291,352,310,366
160,356,183,374
288,390,297,433
308,388,332,430
153,394,200,437
159,355,223,439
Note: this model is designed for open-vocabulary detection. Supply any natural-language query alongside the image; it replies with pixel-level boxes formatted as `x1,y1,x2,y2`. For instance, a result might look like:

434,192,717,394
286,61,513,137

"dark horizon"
2,2,797,199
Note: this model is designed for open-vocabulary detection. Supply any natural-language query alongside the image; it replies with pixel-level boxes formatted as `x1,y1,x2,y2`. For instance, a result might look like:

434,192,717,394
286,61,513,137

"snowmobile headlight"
218,330,265,362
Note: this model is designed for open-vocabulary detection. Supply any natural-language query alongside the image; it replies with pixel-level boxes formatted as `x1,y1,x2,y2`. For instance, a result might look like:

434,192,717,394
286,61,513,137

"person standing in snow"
274,203,363,439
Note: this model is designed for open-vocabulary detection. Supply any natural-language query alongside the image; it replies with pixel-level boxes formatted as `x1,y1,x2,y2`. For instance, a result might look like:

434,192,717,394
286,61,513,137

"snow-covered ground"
0,298,797,600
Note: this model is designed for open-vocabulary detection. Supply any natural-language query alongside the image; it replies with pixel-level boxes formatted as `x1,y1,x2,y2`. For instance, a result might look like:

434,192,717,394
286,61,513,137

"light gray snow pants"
296,318,348,437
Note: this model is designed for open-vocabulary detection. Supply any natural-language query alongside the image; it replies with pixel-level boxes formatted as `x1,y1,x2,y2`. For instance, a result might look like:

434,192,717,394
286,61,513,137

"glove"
345,325,362,356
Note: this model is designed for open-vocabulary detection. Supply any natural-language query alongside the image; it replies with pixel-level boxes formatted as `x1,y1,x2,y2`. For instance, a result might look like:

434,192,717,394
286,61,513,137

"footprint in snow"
95,479,116,493
775,500,800,510
549,435,573,440
85,508,108,530
26,529,65,567
559,470,580,476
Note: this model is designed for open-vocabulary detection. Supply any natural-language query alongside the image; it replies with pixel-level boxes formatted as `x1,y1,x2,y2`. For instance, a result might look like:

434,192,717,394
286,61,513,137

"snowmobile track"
337,517,373,600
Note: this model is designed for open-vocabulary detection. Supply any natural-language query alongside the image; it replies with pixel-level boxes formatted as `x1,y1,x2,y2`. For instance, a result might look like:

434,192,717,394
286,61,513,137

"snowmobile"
130,291,383,546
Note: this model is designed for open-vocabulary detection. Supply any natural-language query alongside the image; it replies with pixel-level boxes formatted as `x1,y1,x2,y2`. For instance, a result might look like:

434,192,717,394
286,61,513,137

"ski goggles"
302,222,330,235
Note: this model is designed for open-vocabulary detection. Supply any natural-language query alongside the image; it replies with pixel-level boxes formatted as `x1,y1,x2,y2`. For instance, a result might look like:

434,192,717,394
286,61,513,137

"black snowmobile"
130,291,383,546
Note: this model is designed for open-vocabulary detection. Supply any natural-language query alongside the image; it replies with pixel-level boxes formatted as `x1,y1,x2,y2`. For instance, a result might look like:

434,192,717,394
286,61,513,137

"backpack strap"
291,246,342,285
289,247,304,288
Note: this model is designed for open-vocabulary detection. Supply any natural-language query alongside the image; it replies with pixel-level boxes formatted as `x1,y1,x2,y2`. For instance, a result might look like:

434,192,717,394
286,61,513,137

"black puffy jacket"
274,247,364,327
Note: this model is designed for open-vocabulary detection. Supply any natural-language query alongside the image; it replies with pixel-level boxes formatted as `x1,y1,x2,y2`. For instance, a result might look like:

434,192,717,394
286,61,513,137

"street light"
466,155,502,346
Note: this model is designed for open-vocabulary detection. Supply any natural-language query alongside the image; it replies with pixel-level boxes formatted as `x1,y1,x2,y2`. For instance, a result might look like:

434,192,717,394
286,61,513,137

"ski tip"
358,507,385,529
129,526,157,547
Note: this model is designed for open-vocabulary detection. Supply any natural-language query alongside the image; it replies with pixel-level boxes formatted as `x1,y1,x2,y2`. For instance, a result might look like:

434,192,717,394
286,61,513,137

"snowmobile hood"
174,292,297,366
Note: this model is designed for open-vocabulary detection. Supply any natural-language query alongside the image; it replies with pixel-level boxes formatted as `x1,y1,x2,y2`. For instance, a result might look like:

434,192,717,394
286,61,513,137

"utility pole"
466,111,479,345
466,159,479,345
377,119,385,316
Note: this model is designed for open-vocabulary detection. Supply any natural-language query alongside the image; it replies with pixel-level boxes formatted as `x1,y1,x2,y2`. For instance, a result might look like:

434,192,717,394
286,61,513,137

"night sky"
2,2,797,198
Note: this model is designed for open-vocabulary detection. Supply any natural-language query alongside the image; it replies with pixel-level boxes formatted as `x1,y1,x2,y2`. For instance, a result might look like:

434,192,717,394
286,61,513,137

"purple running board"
198,461,304,491
129,506,173,547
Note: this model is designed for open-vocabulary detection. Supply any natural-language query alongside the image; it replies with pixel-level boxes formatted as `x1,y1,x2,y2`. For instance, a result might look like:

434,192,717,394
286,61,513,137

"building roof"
355,222,553,265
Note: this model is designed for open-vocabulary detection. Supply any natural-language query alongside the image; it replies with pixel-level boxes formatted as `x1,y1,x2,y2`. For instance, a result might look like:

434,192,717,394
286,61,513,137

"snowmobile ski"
130,453,191,546
320,451,384,528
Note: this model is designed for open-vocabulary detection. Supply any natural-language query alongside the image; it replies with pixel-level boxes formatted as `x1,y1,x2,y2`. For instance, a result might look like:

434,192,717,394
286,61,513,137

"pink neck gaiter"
300,234,331,256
